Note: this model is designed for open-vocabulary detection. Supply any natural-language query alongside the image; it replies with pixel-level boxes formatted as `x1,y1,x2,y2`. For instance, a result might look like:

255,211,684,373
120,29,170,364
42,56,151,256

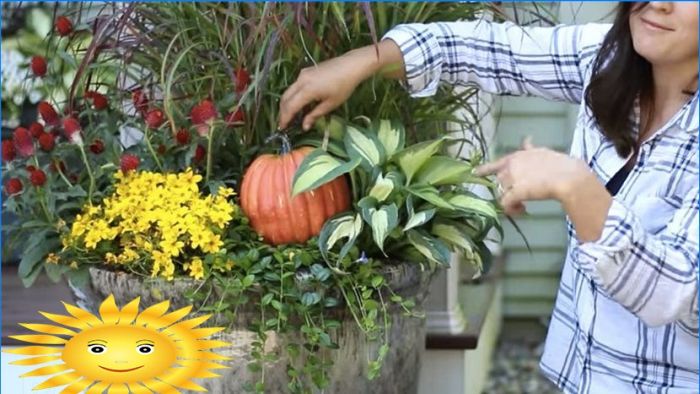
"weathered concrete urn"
70,262,433,394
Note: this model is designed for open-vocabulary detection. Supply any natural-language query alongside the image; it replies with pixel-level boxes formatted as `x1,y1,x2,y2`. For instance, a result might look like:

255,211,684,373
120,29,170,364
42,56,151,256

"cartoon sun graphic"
5,295,230,393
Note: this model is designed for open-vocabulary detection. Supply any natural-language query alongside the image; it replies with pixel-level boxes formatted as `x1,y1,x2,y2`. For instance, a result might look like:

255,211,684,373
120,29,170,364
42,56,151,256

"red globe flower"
145,109,165,129
30,56,47,77
55,16,73,37
29,169,47,187
235,68,251,94
190,100,218,125
175,128,190,145
29,122,45,139
89,139,105,154
2,140,16,162
120,154,140,172
62,117,83,144
194,145,206,163
85,91,108,110
4,178,23,195
225,108,245,126
38,133,55,152
13,127,34,157
38,101,60,126
131,89,149,115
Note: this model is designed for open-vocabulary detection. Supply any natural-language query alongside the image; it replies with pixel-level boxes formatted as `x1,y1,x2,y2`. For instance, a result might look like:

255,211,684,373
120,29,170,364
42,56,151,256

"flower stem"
144,128,163,172
78,146,96,204
205,125,216,184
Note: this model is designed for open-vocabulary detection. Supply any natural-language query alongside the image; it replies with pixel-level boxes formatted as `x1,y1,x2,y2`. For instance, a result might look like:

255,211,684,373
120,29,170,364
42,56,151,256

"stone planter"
69,262,434,394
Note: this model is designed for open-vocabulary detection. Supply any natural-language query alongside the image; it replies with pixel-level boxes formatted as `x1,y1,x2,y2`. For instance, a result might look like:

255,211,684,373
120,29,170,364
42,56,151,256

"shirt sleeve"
381,20,611,103
575,190,699,333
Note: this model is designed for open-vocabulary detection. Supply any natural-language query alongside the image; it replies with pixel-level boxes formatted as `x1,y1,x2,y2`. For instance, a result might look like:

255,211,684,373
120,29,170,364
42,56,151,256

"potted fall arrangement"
2,2,503,393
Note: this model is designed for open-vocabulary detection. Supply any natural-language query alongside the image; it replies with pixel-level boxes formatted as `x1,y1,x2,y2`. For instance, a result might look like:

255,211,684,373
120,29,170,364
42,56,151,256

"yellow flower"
69,261,79,269
105,253,119,265
46,253,60,265
184,257,205,280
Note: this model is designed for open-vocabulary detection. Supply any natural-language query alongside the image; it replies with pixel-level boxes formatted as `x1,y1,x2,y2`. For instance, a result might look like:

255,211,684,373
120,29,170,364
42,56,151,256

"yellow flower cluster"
66,169,237,280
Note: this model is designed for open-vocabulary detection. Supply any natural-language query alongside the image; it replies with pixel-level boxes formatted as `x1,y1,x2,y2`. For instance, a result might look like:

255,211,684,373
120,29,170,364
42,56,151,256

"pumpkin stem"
265,132,292,154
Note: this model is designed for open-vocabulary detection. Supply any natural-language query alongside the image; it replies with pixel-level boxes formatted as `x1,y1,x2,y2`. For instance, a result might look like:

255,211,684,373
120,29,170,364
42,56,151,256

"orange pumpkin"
240,146,351,245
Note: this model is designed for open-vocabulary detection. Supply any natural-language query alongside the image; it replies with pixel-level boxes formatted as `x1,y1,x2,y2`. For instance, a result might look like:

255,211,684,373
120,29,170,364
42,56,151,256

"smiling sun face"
6,295,230,393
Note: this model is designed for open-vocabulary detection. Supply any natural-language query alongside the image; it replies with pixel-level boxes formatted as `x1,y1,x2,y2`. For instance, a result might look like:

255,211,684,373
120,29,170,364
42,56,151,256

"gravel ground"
482,340,562,394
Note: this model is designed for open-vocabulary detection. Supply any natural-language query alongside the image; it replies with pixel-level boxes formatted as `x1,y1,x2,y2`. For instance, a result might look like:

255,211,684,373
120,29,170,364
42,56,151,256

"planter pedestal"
70,263,433,393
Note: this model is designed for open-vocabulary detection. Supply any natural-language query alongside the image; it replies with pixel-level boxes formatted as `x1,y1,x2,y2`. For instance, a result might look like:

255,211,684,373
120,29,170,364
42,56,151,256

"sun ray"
98,295,121,325
10,334,67,345
4,346,62,356
133,300,170,327
62,302,103,327
188,327,226,339
107,383,129,393
39,311,92,330
116,297,140,325
142,378,181,394
127,382,154,394
195,339,231,350
190,350,232,361
158,367,208,392
147,305,193,329
85,380,110,394
165,314,211,331
59,378,93,394
20,363,71,377
9,354,62,366
33,371,81,390
19,323,77,336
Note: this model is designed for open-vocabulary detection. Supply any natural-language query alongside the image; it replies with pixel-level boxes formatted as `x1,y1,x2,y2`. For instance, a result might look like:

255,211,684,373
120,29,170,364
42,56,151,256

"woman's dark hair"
585,3,651,158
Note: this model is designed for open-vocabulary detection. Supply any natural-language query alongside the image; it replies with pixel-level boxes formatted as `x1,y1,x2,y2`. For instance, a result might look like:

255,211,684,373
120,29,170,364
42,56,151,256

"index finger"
473,156,508,176
278,82,304,129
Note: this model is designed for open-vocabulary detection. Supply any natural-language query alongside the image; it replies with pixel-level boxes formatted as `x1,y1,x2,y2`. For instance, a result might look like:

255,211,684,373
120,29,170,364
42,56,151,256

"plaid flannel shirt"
384,20,699,394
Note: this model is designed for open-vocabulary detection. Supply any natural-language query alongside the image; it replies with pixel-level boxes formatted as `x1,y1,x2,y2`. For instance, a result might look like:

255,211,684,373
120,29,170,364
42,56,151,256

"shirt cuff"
574,198,639,280
382,24,443,98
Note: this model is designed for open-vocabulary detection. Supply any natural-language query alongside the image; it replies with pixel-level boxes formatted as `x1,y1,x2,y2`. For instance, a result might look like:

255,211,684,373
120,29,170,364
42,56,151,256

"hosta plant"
292,116,501,277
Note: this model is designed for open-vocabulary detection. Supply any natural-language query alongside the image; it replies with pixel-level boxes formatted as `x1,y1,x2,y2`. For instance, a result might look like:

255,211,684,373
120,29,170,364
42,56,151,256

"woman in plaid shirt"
279,2,698,393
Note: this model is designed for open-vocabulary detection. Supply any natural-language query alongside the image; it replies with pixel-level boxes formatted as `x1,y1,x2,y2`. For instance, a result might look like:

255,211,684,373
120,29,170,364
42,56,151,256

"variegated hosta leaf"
376,119,405,159
314,114,346,141
406,184,453,210
367,204,399,254
369,173,394,202
393,138,444,184
407,229,451,267
404,208,437,231
318,213,364,265
446,193,498,220
344,125,385,169
292,149,361,196
414,156,474,186
430,220,477,255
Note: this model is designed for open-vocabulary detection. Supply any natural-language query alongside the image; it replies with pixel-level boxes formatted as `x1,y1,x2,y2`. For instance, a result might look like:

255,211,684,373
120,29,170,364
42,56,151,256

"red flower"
38,101,60,126
4,178,23,195
89,139,105,154
190,100,218,126
26,165,37,173
175,128,190,145
13,127,34,157
194,145,206,163
132,89,149,114
55,16,73,37
30,169,47,187
49,160,66,174
85,91,108,110
62,117,83,144
120,154,140,172
38,133,55,152
235,68,251,94
2,140,16,162
145,109,165,129
158,144,167,155
29,122,44,139
30,56,47,77
225,108,245,126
